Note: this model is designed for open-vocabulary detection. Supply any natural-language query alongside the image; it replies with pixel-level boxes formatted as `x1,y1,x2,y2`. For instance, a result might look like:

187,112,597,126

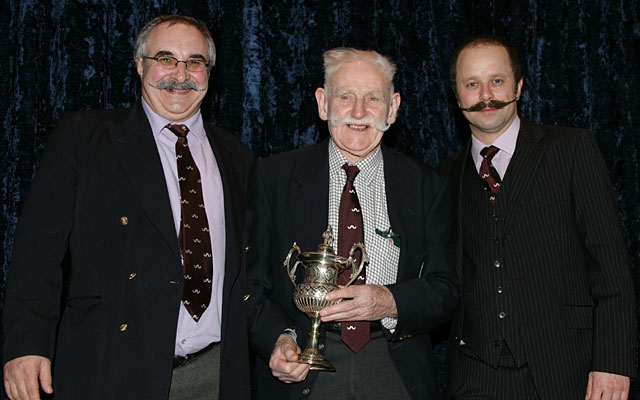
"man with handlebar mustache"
3,14,251,400
439,34,636,400
245,47,459,399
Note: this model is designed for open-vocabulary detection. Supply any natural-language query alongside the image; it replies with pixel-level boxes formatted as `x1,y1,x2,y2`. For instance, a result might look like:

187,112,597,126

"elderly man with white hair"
245,47,459,399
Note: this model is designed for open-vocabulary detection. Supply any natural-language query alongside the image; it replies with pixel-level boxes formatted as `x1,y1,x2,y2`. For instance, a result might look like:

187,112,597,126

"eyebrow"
334,89,388,102
334,88,385,97
152,50,207,61
153,50,174,57
462,72,509,80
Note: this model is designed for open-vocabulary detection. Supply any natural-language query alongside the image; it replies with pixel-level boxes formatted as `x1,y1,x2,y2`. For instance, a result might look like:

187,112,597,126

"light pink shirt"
471,116,521,179
142,99,225,356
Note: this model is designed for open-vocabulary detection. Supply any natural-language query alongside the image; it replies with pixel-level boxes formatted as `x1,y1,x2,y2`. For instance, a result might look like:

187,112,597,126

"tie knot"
481,145,500,161
342,163,360,184
167,124,190,138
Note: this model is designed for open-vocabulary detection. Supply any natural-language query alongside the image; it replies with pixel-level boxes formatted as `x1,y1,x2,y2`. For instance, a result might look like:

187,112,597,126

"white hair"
322,48,396,94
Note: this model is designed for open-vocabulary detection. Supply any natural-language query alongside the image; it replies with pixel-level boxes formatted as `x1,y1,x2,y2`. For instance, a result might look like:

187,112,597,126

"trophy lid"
297,226,346,264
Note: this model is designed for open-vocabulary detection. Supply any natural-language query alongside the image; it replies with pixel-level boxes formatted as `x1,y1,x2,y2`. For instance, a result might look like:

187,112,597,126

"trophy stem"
297,312,335,372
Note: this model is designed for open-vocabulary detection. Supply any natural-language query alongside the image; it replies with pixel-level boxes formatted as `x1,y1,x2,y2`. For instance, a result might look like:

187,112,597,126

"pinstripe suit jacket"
440,119,636,399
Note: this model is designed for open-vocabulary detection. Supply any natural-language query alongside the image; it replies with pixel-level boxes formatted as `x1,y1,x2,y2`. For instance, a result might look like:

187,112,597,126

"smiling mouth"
347,123,369,131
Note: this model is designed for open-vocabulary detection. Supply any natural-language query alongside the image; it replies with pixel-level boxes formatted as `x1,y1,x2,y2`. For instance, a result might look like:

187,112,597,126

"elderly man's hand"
585,371,630,400
269,334,310,384
4,355,53,400
320,284,397,322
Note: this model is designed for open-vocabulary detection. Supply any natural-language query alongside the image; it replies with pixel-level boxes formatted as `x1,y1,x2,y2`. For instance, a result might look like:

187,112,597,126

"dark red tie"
168,124,213,322
337,163,369,353
479,146,502,204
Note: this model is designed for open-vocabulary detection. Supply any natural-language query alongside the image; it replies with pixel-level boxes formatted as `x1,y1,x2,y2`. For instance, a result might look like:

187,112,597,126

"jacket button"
243,294,250,301
318,343,325,351
301,388,310,396
119,323,128,332
244,246,251,253
120,216,129,226
128,273,137,280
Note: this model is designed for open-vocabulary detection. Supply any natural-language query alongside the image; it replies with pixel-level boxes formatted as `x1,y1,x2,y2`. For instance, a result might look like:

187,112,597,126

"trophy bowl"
283,226,367,371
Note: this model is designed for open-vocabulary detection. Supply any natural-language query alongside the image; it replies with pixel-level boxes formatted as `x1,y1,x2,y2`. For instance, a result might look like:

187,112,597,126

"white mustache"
328,115,390,132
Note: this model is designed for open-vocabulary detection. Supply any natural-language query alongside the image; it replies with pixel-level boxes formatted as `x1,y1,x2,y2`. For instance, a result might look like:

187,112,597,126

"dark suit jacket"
245,139,459,399
440,120,637,399
3,102,253,399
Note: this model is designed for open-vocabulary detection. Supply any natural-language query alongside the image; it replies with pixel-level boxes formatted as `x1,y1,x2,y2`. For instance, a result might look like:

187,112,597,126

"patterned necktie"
479,146,502,204
337,163,369,353
168,124,213,322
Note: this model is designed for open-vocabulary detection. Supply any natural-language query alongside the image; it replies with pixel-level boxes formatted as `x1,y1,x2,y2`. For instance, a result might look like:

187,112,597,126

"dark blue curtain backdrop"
1,0,639,398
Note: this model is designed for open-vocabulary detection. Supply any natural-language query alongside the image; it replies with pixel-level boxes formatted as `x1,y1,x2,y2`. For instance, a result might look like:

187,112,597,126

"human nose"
351,97,366,119
479,83,493,101
171,61,189,82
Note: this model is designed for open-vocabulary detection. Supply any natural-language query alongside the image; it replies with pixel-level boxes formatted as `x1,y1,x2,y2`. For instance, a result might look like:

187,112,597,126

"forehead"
456,44,512,78
330,60,389,93
146,22,208,55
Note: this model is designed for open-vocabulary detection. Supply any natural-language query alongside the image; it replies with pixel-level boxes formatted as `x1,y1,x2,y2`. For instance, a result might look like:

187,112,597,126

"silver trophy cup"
283,226,367,371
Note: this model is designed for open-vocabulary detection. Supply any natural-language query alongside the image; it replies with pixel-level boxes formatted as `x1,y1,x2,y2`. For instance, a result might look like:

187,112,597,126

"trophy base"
298,352,336,372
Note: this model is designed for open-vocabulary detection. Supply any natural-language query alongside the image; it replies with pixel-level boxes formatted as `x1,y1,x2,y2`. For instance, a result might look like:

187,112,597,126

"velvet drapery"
2,1,638,398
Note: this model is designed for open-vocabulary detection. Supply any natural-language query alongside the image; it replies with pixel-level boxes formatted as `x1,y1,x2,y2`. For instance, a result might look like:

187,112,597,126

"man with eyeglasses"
3,15,252,400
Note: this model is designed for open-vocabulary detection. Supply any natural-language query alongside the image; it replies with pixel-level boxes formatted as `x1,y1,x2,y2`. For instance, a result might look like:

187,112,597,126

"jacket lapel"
204,125,244,303
290,140,330,249
450,141,471,279
382,146,420,281
109,102,181,261
501,120,546,234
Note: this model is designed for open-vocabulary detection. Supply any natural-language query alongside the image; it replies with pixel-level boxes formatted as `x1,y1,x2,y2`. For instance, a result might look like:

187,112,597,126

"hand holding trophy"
283,226,368,371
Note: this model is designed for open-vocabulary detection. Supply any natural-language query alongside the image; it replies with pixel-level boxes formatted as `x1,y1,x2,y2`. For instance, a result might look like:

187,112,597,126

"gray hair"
134,15,216,72
322,48,396,94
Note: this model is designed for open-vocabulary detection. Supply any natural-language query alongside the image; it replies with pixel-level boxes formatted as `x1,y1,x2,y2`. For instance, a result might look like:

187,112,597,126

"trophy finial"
316,226,336,255
322,226,334,247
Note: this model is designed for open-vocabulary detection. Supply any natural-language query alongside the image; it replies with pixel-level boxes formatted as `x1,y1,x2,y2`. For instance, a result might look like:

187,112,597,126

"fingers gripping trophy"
283,226,367,372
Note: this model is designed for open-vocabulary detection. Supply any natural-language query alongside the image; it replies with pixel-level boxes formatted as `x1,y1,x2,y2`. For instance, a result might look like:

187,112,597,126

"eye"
158,56,174,63
493,79,504,84
187,59,204,66
465,82,477,88
368,96,380,102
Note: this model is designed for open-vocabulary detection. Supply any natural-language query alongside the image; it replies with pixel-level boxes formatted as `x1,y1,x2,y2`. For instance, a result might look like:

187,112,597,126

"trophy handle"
283,242,301,286
344,242,368,287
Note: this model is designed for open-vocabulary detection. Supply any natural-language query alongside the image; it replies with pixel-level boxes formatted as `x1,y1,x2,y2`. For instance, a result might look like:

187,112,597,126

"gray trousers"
169,343,221,400
309,331,410,400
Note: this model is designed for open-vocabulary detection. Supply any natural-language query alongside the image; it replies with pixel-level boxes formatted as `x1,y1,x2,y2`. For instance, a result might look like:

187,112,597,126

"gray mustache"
150,79,205,92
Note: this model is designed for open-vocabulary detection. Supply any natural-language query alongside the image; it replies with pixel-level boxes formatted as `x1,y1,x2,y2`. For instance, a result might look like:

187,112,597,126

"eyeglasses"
144,56,209,72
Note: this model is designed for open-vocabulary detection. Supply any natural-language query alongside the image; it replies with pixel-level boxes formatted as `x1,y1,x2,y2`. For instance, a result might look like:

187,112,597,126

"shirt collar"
141,98,206,144
328,139,382,186
471,115,520,163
